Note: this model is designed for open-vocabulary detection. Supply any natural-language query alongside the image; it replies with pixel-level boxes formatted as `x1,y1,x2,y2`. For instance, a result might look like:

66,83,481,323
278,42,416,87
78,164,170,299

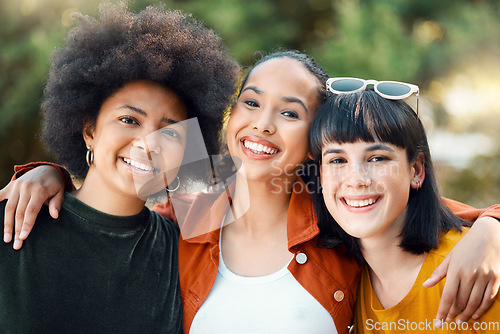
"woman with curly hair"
0,2,238,333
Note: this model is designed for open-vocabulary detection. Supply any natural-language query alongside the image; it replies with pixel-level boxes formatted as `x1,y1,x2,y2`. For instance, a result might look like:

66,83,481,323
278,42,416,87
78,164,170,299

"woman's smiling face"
83,80,188,201
226,57,320,182
320,140,416,243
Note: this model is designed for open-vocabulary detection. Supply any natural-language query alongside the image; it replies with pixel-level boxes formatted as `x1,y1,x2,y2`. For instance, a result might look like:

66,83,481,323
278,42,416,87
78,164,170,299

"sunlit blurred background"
1,0,499,207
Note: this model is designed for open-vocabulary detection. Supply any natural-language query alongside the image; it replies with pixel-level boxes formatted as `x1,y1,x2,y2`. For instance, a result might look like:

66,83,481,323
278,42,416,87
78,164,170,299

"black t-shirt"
0,192,182,334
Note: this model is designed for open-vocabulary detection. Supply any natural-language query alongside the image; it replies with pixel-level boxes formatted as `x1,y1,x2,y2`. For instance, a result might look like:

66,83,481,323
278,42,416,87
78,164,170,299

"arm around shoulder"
429,198,500,325
2,162,72,250
13,162,75,192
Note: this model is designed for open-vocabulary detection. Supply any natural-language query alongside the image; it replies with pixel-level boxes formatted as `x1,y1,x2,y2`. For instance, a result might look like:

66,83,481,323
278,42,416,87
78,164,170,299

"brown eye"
160,127,181,140
281,110,299,119
119,116,139,125
369,156,389,163
328,157,346,164
244,100,259,108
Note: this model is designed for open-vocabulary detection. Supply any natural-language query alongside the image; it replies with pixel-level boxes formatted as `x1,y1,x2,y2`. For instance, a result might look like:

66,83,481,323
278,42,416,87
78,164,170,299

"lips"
243,140,279,154
342,196,381,208
120,157,158,173
241,137,280,156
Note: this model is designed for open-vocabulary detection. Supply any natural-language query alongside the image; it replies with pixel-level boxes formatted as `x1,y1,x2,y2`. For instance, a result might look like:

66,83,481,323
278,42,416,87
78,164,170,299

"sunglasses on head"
326,77,420,116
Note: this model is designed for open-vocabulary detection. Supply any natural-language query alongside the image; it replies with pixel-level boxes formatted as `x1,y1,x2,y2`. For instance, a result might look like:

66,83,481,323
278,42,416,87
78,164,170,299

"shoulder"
0,200,54,257
148,208,180,239
0,199,7,216
429,227,468,260
152,191,215,223
0,199,53,227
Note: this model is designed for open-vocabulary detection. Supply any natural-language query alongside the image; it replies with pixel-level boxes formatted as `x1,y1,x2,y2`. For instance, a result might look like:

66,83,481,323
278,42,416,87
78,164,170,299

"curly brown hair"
41,2,240,180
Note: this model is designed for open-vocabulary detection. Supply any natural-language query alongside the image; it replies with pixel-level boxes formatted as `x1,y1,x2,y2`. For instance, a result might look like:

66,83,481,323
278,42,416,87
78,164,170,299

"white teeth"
122,157,155,172
345,198,377,207
243,140,278,155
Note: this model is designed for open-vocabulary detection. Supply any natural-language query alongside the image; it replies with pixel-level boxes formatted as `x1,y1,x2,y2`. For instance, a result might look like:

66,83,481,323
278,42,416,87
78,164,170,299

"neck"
227,171,297,234
361,237,416,280
361,234,427,309
72,172,146,217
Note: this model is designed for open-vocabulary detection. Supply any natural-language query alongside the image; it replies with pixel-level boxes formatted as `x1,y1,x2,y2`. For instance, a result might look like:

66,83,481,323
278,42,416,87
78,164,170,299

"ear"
410,152,425,190
307,152,314,161
82,121,95,148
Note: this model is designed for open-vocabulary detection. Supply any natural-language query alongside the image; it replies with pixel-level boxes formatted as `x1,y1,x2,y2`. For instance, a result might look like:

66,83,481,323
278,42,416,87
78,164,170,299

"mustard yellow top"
355,228,500,333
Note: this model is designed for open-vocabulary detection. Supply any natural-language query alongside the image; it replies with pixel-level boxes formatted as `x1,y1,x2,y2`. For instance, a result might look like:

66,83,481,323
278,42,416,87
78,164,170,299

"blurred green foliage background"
1,0,499,207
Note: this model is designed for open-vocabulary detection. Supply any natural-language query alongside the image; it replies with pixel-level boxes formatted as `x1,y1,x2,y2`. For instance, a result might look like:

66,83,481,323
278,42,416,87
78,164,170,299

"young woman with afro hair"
0,2,238,333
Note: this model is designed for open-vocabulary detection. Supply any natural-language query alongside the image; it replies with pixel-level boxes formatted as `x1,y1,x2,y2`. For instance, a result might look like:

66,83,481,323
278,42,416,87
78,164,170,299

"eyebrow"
322,143,395,157
367,143,394,152
119,105,181,124
282,96,308,114
322,147,344,156
241,86,308,113
241,86,263,95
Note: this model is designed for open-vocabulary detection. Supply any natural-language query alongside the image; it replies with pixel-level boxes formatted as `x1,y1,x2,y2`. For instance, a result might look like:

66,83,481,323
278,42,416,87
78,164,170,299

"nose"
344,163,371,189
253,109,276,134
134,132,162,157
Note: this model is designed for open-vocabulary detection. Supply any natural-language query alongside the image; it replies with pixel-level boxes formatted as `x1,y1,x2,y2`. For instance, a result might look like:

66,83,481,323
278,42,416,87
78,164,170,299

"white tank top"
189,250,338,333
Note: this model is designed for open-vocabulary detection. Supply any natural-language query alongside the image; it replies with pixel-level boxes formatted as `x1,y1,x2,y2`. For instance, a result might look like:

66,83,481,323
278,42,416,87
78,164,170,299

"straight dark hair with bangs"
309,89,465,261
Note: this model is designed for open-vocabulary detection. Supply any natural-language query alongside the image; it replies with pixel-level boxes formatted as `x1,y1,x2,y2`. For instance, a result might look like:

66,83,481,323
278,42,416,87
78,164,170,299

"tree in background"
1,0,499,207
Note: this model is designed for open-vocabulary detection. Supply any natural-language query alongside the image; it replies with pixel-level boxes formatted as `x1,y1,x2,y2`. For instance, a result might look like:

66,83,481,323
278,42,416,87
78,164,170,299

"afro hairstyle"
41,2,240,180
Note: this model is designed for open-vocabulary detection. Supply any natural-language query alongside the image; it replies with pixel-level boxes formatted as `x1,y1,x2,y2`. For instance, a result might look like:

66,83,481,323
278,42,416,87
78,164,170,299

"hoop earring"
166,176,180,192
86,147,94,167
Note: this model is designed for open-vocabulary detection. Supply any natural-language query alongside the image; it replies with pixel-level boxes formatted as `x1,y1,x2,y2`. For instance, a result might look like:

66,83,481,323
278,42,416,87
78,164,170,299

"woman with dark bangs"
0,2,239,332
310,85,500,332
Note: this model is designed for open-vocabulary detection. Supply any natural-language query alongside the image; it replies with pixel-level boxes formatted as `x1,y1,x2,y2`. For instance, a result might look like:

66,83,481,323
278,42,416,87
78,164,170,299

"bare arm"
426,199,500,325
